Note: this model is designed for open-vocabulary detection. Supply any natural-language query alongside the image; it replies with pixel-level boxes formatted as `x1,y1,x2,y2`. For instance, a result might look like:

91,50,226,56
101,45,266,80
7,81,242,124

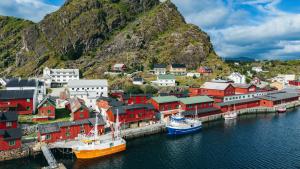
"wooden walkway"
41,145,66,169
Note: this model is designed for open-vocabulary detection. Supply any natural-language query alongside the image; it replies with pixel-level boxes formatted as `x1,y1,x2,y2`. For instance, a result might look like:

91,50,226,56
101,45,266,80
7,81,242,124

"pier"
41,145,66,169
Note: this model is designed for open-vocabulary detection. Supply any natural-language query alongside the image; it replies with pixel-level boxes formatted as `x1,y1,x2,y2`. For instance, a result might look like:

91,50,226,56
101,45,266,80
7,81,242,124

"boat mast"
94,110,99,140
116,108,120,138
195,105,198,119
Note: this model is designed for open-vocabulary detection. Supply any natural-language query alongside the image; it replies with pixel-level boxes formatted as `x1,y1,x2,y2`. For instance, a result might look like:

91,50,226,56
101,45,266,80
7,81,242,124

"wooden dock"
41,145,66,169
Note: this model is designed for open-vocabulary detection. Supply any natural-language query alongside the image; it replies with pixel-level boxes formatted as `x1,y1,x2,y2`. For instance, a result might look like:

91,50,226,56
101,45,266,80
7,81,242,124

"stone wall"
0,147,30,162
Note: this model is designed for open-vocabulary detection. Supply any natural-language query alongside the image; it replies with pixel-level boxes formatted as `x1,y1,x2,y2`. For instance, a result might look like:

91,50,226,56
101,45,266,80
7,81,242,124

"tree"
124,85,143,94
143,85,158,94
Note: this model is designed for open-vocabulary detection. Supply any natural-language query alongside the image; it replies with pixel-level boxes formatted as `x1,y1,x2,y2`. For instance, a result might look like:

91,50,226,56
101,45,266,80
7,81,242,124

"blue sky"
0,0,300,60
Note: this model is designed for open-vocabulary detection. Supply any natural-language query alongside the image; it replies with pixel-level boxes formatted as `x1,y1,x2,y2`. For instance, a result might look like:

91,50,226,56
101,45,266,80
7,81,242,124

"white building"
228,72,246,84
252,67,263,73
132,77,144,85
272,74,295,84
43,67,80,88
151,74,176,87
153,64,166,75
187,72,201,78
67,79,108,109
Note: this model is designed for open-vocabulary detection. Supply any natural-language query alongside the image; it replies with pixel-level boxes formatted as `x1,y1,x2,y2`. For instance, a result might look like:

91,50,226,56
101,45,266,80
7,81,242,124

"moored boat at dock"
166,108,202,135
277,107,287,113
72,109,126,159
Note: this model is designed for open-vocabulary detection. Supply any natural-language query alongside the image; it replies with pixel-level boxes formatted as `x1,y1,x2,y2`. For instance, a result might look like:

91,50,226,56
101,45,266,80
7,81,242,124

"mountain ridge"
0,0,229,78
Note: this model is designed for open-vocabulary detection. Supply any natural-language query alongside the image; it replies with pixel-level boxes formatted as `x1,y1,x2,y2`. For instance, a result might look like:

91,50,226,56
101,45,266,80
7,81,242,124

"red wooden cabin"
36,97,56,120
106,104,157,127
258,92,299,107
37,118,105,143
67,98,90,121
0,111,22,151
0,90,35,115
289,80,300,87
232,83,257,94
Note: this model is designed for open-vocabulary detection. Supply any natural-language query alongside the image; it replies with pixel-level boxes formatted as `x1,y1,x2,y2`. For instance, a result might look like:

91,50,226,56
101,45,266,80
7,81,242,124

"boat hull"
74,143,126,159
166,125,202,135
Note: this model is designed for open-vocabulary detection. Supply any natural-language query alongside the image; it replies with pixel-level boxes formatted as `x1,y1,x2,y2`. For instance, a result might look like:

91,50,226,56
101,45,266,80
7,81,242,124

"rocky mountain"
0,0,229,77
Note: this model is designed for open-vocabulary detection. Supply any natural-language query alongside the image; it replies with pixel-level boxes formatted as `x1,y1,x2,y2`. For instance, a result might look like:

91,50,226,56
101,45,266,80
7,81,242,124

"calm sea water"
2,108,300,169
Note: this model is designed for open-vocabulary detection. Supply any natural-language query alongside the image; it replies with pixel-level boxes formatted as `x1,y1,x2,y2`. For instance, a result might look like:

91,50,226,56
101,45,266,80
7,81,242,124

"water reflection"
224,119,237,128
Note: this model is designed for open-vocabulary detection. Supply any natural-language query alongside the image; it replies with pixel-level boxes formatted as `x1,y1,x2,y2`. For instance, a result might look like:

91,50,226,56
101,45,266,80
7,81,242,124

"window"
130,114,134,118
26,106,31,110
80,113,84,118
44,104,47,107
26,99,30,102
80,125,85,134
138,113,143,118
66,132,70,137
46,134,51,140
48,110,51,114
8,140,15,146
6,122,12,127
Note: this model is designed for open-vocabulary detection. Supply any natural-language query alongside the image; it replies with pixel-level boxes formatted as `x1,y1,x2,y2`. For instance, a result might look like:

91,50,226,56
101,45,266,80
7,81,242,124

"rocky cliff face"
0,0,229,77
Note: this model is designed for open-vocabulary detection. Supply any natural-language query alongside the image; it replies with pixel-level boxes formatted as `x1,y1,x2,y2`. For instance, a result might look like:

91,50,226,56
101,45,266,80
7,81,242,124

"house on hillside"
43,67,79,88
113,63,126,72
151,74,176,87
153,64,167,75
169,64,187,76
228,72,246,84
252,67,263,73
132,77,144,85
197,66,213,76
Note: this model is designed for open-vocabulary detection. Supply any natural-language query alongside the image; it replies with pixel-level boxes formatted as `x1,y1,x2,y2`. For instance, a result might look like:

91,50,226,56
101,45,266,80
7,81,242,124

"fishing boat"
166,108,202,135
72,109,126,159
224,104,237,120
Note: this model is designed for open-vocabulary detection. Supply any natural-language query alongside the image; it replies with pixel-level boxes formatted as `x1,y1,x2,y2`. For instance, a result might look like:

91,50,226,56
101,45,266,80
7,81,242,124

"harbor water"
2,108,300,169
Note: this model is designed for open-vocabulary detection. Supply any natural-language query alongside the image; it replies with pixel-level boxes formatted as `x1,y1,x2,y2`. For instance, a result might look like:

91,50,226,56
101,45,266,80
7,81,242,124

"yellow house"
169,64,186,76
270,81,284,90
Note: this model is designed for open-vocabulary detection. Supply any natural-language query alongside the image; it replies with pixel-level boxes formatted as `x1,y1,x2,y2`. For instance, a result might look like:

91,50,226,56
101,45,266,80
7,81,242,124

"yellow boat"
73,108,126,159
74,140,126,159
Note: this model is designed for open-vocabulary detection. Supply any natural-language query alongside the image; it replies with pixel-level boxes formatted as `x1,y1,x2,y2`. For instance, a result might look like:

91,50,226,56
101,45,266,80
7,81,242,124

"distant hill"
0,0,229,78
224,57,256,62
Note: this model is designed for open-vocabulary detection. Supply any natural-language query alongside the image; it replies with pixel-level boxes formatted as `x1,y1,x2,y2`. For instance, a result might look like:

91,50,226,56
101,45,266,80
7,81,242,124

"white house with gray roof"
43,67,80,88
67,79,108,108
228,72,246,84
151,74,176,87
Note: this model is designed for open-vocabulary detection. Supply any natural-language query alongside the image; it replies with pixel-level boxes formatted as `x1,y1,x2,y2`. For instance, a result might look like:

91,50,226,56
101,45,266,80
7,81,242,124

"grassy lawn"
18,108,71,125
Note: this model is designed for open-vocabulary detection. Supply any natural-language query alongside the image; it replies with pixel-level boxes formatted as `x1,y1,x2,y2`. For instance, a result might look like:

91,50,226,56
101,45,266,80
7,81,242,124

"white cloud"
172,0,300,60
0,0,60,22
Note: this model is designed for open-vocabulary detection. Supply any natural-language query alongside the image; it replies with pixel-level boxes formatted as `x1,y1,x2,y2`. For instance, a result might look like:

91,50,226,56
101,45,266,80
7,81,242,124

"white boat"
224,112,237,120
166,107,202,135
224,104,237,120
72,109,126,159
277,107,287,113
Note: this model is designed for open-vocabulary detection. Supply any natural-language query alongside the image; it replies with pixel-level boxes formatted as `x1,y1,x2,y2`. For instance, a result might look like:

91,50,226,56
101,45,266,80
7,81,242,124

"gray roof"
171,64,186,68
182,107,220,116
232,83,254,89
0,90,35,99
111,104,155,115
0,128,22,140
97,97,124,107
0,112,18,122
257,92,299,101
154,64,166,68
218,98,261,107
6,78,37,87
201,82,232,90
68,79,108,88
38,117,105,134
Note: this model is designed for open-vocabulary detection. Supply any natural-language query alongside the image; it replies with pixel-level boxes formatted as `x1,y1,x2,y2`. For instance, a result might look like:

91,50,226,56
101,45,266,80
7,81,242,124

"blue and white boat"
166,113,202,135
